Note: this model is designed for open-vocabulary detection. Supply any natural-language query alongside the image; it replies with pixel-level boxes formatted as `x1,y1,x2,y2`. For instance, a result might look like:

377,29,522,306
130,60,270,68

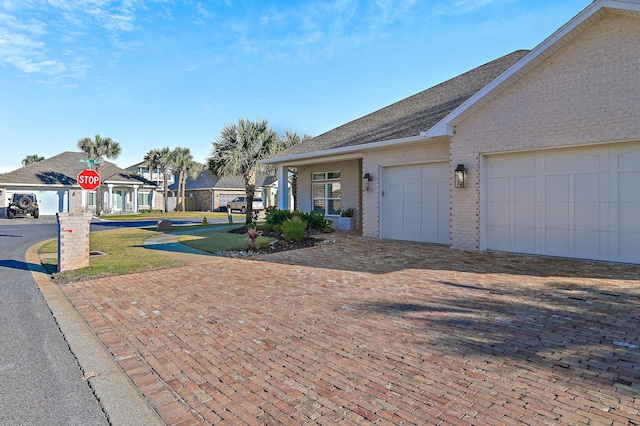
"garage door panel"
545,202,570,229
488,202,511,225
515,176,536,202
619,203,640,232
486,143,640,263
514,227,536,251
575,174,601,202
491,156,537,176
545,175,569,202
574,202,601,230
421,182,437,200
618,234,640,263
617,148,640,169
514,203,536,227
545,153,601,174
619,171,640,202
489,177,512,202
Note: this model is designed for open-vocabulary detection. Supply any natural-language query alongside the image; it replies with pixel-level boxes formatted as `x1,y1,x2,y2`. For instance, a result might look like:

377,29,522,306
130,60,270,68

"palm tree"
77,134,122,215
143,149,161,210
22,154,45,166
170,147,193,211
182,161,204,211
148,147,172,212
208,118,278,224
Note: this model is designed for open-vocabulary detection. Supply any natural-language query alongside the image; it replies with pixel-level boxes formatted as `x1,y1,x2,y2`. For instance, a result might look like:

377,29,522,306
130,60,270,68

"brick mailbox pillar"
56,212,93,272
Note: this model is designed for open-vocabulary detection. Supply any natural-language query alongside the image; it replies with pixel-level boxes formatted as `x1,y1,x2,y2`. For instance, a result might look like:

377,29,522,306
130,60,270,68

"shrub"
282,217,307,242
265,208,293,226
265,208,332,233
304,211,332,232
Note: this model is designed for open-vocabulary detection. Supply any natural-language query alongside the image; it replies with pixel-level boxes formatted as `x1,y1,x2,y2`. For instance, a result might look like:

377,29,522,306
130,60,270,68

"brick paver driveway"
62,235,640,425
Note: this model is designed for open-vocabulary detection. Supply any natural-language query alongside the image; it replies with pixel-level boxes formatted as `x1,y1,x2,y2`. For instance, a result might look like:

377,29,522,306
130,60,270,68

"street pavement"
0,221,108,425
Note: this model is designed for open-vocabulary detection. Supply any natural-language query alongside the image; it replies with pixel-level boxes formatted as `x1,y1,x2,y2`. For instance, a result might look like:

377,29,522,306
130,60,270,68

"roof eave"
426,0,638,136
262,134,438,166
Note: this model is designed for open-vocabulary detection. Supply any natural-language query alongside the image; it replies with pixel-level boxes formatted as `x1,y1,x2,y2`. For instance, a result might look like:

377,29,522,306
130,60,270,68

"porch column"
277,165,290,211
108,184,114,213
81,190,87,211
133,185,139,212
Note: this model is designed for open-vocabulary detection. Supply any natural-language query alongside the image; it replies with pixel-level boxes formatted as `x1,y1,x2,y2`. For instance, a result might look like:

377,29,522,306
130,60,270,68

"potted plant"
337,207,356,230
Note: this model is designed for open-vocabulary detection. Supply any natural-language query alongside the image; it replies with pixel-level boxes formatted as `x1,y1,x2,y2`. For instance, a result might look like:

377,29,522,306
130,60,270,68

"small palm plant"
246,227,263,250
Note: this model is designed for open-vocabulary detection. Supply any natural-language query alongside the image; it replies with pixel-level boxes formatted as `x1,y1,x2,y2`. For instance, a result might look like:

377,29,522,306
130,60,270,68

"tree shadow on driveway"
356,278,640,400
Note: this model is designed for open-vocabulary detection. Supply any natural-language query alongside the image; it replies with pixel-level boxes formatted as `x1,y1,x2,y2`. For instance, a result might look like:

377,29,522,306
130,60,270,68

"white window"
138,192,150,206
312,171,341,216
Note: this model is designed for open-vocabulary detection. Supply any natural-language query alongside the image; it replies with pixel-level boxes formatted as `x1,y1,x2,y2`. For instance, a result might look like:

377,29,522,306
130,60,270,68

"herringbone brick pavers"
62,235,640,425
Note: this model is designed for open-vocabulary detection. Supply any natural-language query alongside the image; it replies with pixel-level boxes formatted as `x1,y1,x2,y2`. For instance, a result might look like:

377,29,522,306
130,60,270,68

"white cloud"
0,0,142,80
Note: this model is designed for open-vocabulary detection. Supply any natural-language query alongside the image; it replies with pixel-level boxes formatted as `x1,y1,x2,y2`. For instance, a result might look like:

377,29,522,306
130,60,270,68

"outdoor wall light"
454,164,467,188
363,173,373,191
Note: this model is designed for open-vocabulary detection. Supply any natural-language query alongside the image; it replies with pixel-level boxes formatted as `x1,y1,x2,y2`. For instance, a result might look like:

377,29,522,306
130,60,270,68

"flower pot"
337,216,355,231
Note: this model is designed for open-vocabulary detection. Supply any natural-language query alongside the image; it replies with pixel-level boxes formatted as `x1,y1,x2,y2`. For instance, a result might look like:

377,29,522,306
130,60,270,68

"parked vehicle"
7,193,39,219
226,196,264,213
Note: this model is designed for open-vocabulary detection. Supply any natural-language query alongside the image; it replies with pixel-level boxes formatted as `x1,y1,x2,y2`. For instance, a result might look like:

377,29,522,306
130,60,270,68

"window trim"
312,171,341,216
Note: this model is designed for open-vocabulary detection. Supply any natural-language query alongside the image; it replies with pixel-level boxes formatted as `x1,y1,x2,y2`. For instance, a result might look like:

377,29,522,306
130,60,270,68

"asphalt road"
0,218,109,425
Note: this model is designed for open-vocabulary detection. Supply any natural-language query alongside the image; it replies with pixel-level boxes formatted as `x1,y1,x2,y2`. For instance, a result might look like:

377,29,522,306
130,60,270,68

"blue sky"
0,0,590,173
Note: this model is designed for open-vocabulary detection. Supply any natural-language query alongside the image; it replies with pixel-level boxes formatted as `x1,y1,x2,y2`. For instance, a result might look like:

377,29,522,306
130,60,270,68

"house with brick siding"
262,0,640,264
167,171,277,212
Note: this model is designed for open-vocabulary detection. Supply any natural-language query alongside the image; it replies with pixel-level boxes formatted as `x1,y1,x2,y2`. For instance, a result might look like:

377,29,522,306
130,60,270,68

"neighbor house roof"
169,170,276,191
264,49,529,163
0,151,156,187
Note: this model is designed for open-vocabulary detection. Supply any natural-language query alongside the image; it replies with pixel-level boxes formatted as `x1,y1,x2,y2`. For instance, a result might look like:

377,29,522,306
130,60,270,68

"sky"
0,0,592,173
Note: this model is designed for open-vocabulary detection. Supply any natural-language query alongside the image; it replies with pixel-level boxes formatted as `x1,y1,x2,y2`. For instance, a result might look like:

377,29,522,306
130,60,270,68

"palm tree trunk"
244,168,256,225
181,174,187,212
163,172,169,213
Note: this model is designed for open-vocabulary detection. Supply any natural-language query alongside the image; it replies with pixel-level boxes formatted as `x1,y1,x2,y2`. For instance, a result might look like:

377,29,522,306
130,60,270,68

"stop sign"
77,169,101,190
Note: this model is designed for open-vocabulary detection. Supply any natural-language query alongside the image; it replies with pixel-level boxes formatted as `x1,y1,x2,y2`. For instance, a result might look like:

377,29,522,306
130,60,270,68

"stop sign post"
77,169,101,191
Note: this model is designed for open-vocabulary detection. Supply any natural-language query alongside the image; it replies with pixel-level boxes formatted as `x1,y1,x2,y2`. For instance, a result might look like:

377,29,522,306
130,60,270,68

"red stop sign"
77,169,101,190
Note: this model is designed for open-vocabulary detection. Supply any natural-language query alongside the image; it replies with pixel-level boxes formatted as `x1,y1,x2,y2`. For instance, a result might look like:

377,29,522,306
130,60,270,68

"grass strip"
39,228,186,283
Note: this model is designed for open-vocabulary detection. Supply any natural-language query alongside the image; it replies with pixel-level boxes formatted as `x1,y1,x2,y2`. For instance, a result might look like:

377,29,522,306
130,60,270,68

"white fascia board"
0,183,71,188
426,0,635,138
261,134,434,167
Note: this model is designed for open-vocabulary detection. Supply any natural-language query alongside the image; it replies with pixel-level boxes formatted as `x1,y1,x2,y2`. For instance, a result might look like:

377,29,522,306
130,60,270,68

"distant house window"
88,192,97,207
138,192,150,206
312,171,341,216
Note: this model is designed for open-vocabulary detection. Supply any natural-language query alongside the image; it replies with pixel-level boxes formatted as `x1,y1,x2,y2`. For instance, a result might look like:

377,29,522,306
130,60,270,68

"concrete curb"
26,241,165,426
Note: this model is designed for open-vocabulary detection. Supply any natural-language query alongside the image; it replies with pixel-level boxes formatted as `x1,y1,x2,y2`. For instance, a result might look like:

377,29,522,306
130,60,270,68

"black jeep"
7,193,39,219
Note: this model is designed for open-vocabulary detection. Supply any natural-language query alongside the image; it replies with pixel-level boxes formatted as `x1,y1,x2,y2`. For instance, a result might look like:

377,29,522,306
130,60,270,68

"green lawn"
39,228,186,283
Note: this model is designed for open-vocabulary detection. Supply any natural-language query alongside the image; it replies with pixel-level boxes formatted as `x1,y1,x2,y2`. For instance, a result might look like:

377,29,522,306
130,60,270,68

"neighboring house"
168,170,278,211
126,161,176,187
0,151,157,215
263,0,640,264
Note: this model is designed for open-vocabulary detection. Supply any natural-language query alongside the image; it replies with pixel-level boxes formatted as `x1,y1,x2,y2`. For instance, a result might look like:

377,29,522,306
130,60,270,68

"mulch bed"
225,225,332,257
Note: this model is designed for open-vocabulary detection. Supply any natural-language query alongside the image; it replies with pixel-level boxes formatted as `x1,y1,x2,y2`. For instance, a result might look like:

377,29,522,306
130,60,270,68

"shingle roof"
169,171,276,191
0,151,155,187
269,50,529,159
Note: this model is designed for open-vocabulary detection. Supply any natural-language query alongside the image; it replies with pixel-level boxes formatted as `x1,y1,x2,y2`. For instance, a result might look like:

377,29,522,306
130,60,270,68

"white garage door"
33,190,69,215
382,163,449,244
485,142,640,263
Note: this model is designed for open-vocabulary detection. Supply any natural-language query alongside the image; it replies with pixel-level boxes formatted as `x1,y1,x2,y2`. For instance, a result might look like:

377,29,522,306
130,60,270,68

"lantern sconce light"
454,164,467,188
363,172,373,191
